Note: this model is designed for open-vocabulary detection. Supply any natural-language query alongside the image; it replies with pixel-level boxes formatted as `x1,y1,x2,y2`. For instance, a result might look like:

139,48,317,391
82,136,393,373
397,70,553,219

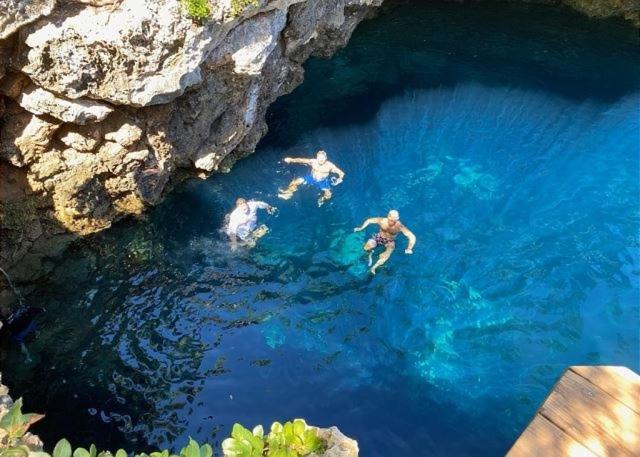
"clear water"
3,2,639,456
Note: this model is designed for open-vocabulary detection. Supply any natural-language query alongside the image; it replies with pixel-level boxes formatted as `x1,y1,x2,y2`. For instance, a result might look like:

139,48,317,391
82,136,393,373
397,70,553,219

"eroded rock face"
0,0,383,281
0,0,56,40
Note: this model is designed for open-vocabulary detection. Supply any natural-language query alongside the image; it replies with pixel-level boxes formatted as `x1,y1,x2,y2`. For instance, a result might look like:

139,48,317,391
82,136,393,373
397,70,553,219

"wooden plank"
570,366,640,414
540,369,640,456
507,414,597,457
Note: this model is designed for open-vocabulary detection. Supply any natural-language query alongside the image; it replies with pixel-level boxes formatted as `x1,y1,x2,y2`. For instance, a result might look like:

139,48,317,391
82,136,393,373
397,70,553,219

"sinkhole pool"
3,1,640,456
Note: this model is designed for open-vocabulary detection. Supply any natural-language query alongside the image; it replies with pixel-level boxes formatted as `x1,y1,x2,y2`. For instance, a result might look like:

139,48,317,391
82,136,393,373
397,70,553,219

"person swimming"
353,210,416,275
226,198,276,251
278,150,345,206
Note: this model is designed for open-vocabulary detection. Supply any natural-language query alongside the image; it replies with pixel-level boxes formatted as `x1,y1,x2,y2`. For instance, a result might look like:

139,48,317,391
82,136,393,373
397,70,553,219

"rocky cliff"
0,0,382,282
0,0,637,284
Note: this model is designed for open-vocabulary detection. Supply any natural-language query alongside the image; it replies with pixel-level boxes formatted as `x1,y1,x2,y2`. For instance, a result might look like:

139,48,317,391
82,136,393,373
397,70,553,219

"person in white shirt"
226,198,276,250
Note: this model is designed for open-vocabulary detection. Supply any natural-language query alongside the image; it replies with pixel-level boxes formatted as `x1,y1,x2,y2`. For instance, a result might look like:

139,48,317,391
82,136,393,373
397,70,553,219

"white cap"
388,210,399,220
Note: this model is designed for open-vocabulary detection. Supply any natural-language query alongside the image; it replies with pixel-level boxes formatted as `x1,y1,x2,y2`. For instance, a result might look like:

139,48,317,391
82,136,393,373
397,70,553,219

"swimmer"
278,150,345,206
226,198,276,251
353,210,416,275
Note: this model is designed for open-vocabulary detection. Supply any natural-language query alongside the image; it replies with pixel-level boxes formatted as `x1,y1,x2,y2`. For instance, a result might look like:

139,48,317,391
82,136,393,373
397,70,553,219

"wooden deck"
507,366,640,457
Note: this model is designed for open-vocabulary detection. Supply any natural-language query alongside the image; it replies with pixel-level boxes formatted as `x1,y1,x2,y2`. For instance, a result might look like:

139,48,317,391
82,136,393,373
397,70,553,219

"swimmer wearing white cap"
354,209,416,275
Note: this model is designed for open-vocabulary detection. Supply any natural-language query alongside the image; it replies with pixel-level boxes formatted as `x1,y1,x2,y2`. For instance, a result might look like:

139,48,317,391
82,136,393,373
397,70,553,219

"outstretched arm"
283,157,313,165
331,163,345,185
253,201,277,214
354,217,381,232
401,225,416,253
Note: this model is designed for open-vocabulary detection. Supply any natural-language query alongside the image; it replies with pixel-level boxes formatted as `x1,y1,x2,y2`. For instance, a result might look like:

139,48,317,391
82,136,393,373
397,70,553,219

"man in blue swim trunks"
354,210,416,275
278,150,345,206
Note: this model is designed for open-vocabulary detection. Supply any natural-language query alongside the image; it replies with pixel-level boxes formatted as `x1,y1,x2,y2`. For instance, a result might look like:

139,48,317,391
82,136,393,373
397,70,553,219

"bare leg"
317,189,332,206
278,178,305,200
370,243,395,275
363,239,376,267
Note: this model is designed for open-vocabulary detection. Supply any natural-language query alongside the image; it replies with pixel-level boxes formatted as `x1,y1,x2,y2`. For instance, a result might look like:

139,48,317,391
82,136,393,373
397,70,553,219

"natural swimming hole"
3,1,639,456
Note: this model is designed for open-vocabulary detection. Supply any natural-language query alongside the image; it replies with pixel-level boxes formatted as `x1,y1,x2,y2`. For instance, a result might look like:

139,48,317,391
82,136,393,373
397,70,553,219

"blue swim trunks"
303,172,331,191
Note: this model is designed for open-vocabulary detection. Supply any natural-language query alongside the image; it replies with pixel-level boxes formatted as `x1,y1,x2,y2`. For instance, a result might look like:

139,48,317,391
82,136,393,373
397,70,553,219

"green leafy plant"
230,0,259,18
221,424,264,457
0,398,322,457
222,419,325,457
0,398,44,443
181,0,211,22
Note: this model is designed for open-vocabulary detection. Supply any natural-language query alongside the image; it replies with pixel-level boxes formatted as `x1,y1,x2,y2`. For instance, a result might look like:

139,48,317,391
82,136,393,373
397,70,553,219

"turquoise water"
3,2,640,456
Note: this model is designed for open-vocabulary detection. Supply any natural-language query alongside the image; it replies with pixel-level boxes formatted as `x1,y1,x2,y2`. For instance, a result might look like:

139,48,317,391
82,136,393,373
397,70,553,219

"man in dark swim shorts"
278,150,345,206
354,210,417,275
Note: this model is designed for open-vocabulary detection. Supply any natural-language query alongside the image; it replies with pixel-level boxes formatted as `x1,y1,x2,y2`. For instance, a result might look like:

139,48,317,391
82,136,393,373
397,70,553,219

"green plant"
181,0,211,22
221,424,264,457
230,0,259,18
222,419,325,457
0,399,322,457
0,398,45,456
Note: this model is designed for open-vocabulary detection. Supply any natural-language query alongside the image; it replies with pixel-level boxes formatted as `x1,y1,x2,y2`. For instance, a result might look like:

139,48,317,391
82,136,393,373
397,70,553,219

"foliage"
0,398,44,446
222,419,325,457
181,0,211,22
230,0,259,18
0,401,324,457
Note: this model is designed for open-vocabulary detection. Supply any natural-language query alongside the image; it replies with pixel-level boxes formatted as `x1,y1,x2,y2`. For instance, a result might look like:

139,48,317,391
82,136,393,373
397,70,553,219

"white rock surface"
0,0,56,40
18,85,114,124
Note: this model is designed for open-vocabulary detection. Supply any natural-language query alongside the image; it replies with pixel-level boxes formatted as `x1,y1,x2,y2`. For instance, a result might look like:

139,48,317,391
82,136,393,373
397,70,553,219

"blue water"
3,2,639,456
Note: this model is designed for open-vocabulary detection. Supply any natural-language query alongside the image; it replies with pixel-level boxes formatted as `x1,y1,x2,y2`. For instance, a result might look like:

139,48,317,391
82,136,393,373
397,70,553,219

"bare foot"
278,191,293,200
370,266,377,275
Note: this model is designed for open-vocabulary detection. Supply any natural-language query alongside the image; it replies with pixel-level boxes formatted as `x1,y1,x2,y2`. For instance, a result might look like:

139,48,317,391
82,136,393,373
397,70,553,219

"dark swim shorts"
370,233,394,247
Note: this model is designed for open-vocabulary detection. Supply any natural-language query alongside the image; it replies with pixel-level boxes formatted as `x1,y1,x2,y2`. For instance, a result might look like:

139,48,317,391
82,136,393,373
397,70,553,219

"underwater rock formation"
0,0,383,282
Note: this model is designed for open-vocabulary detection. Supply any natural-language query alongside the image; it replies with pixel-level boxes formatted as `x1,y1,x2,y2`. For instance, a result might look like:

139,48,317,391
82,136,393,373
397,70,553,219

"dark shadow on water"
261,0,640,149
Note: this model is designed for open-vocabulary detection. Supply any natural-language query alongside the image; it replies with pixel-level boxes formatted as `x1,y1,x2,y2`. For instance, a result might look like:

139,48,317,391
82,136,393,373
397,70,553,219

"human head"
236,198,249,211
387,209,400,225
316,150,327,164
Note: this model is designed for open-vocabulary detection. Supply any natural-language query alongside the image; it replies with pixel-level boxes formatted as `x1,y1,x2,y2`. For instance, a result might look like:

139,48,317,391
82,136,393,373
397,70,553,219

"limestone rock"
31,150,67,180
1,0,384,279
21,0,210,106
18,85,114,124
0,106,60,166
562,0,640,23
58,123,104,152
313,426,359,457
0,72,31,99
0,0,56,40
211,9,288,76
104,122,143,148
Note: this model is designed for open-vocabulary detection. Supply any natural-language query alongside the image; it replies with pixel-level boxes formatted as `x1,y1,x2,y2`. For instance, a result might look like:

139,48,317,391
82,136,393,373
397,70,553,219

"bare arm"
283,157,313,165
400,225,416,253
330,163,345,184
354,217,382,232
253,201,277,214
